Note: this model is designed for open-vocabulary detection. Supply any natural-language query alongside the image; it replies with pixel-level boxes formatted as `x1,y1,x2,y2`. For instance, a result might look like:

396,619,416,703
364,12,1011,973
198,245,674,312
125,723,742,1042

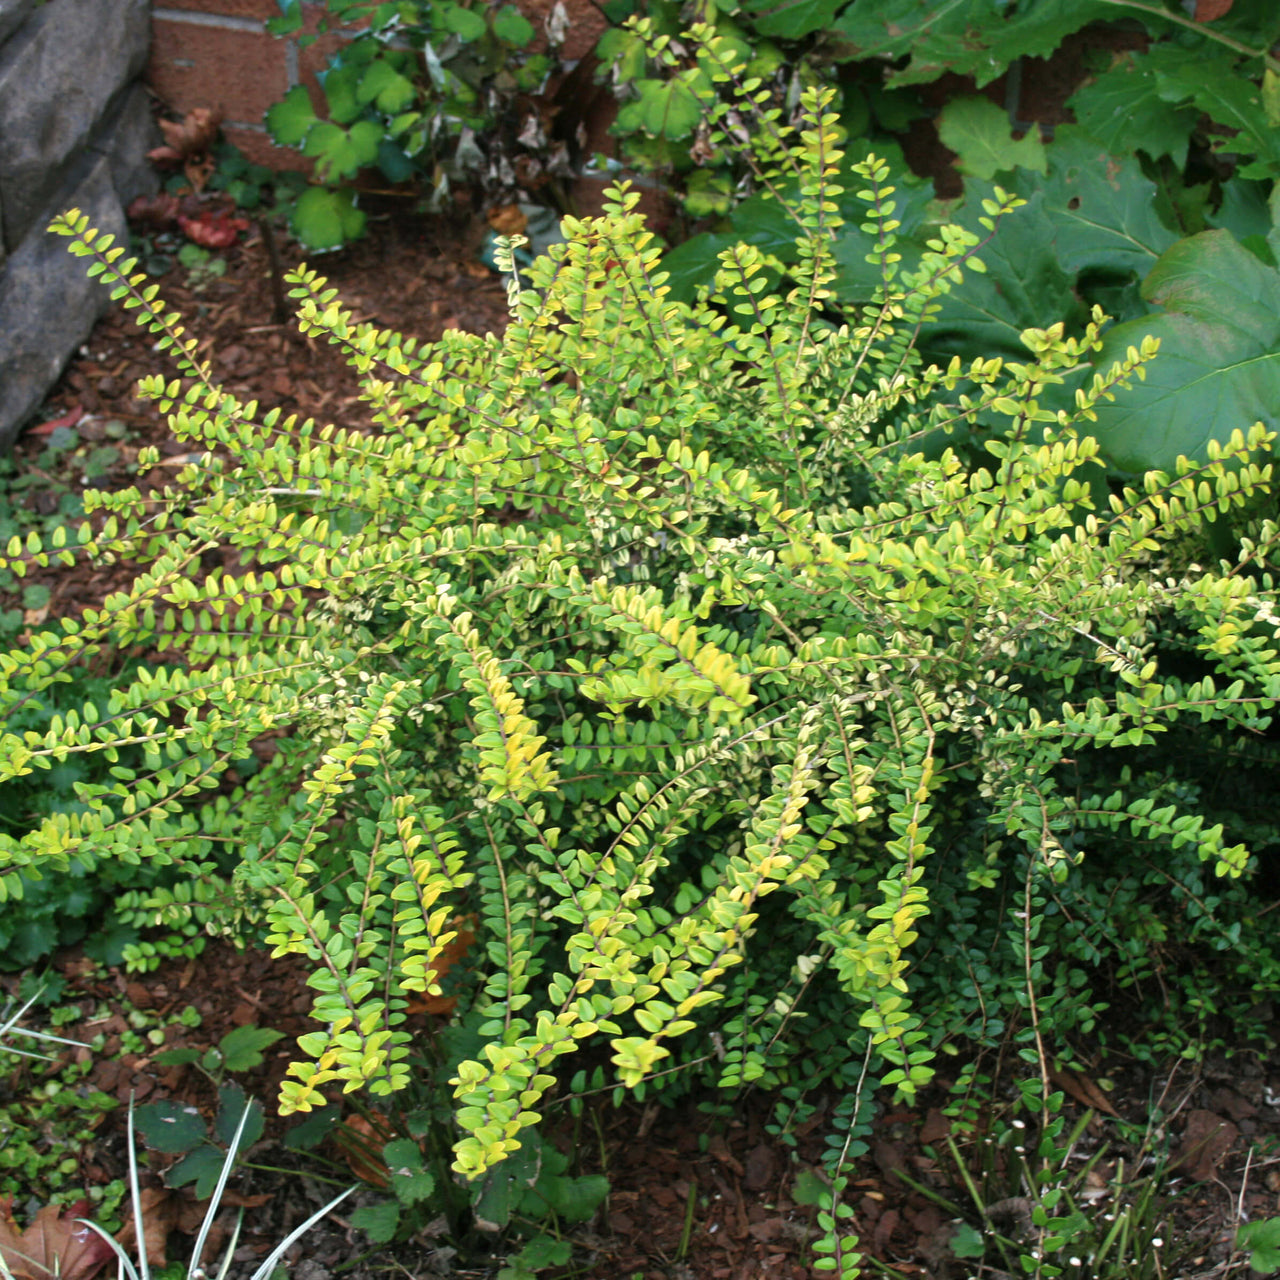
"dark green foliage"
0,1051,117,1205
616,1,1280,475
263,0,550,249
134,1083,264,1198
0,660,175,967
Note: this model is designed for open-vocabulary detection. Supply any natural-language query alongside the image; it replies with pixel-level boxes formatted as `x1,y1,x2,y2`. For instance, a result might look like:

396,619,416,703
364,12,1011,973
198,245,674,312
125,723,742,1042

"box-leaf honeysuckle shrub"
3,85,1280,1252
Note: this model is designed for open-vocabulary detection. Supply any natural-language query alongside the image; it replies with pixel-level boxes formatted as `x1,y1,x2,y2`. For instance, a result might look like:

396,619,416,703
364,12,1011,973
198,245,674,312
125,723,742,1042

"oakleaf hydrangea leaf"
741,0,844,40
833,0,1118,88
1066,52,1197,168
1090,229,1280,472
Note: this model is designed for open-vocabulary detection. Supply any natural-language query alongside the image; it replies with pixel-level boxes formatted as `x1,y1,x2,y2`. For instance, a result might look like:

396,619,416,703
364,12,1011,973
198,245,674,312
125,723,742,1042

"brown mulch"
9,922,1280,1278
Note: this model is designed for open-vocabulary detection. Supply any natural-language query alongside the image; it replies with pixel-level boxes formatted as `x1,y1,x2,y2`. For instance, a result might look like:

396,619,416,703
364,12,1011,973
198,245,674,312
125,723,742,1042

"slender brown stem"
258,216,290,324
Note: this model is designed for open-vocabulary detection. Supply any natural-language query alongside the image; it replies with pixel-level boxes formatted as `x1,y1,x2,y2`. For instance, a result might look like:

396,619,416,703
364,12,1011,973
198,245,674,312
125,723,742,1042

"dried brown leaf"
113,1187,175,1267
0,1197,114,1280
486,203,528,236
150,109,223,164
1048,1065,1118,1117
1171,1110,1238,1181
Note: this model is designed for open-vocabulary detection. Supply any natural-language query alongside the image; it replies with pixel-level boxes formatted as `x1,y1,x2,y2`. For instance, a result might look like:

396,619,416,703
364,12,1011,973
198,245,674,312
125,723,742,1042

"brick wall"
147,1,608,171
150,2,315,167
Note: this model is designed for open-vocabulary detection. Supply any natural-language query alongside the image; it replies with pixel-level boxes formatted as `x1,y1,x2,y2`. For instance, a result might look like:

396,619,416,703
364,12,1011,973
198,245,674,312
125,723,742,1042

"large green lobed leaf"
1090,230,1280,473
832,0,1118,87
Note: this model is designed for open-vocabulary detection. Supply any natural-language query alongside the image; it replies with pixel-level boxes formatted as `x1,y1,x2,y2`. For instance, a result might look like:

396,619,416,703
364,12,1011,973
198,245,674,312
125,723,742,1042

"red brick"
519,0,606,63
157,0,279,16
221,124,312,171
148,17,290,125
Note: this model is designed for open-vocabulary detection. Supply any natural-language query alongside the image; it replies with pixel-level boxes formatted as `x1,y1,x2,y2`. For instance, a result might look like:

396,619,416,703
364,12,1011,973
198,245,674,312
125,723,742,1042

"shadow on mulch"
7,931,1280,1279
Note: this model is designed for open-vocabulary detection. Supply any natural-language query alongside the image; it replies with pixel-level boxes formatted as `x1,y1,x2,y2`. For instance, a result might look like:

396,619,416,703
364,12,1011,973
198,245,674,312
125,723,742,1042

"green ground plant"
263,0,556,249
0,1048,118,1211
281,1026,609,1270
2,51,1280,1272
68,1100,353,1280
0,655,182,970
895,1077,1185,1280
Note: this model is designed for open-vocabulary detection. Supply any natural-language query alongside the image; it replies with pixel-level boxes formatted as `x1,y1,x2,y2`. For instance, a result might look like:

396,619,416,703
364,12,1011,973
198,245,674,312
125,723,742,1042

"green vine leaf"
216,1024,284,1073
322,64,364,125
493,5,535,45
359,59,418,114
264,84,317,147
937,96,1046,180
614,72,711,139
304,120,383,180
291,186,366,249
1238,1218,1280,1275
438,2,487,41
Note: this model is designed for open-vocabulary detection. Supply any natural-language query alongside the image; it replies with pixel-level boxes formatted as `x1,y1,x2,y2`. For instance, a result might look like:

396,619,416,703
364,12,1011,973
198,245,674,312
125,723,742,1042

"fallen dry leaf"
919,1107,951,1145
149,108,223,166
743,1142,775,1192
1171,1109,1238,1181
404,916,476,1016
183,155,218,194
0,1197,115,1280
333,1113,397,1187
1194,0,1233,19
26,405,84,437
178,211,251,250
127,193,182,230
486,203,528,236
872,1206,899,1255
113,1186,176,1267
1048,1065,1118,1117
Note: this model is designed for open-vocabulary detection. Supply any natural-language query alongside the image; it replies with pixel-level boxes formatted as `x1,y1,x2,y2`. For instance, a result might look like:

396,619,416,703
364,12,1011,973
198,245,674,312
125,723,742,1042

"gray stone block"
101,81,162,209
0,0,150,249
0,153,126,454
0,0,38,47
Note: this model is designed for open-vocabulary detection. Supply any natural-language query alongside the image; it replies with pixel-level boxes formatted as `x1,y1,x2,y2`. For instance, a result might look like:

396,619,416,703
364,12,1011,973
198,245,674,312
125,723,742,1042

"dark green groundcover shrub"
0,660,185,968
2,68,1280,1268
